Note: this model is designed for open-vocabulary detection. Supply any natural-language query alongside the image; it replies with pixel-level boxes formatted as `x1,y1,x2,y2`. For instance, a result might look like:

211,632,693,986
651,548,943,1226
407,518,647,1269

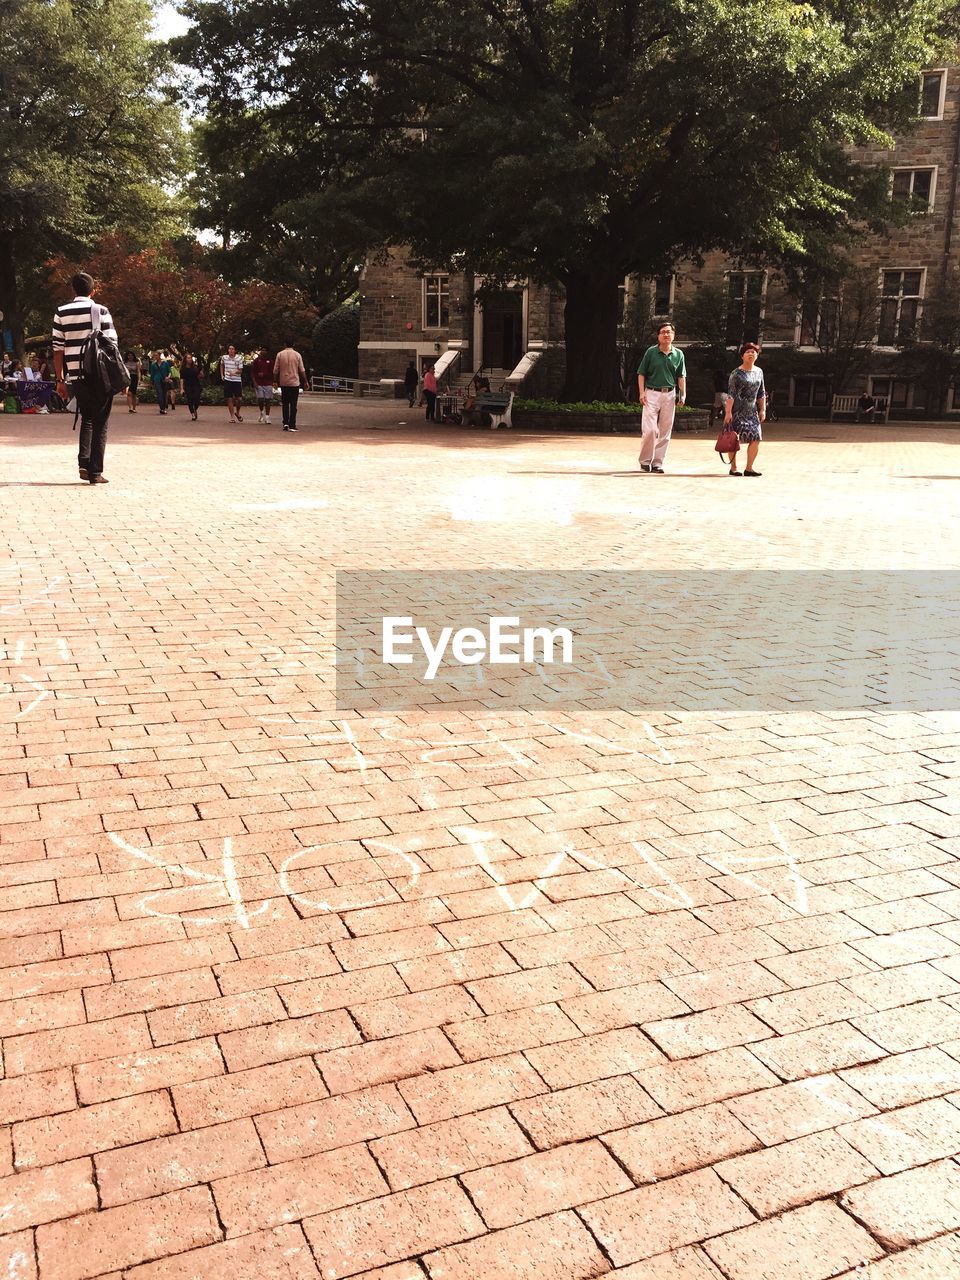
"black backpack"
75,302,130,402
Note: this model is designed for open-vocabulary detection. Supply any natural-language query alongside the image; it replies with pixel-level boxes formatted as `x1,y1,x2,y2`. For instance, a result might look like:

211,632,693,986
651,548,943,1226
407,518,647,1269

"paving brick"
444,1002,580,1060
319,1027,461,1095
837,1096,960,1173
526,1027,664,1089
637,1047,780,1113
398,1051,546,1123
466,963,592,1014
704,1200,883,1280
643,1005,773,1059
173,1057,326,1128
302,1180,484,1276
148,989,287,1045
395,942,516,992
108,934,237,981
0,1231,35,1280
580,1167,755,1266
604,1248,726,1280
217,1009,360,1071
852,998,960,1052
839,1045,960,1108
351,984,481,1039
280,964,408,1017
0,953,110,1001
606,1102,760,1183
35,1185,222,1280
83,967,221,1020
372,1106,533,1190
95,1116,266,1205
74,1037,224,1103
124,1223,320,1279
510,1074,662,1148
423,1210,608,1280
0,1157,98,1231
841,1158,960,1247
255,1082,415,1163
213,943,340,996
750,1022,886,1080
13,1089,176,1168
832,1233,960,1278
333,925,450,970
727,1073,877,1144
0,987,85,1037
0,1068,76,1125
716,1129,878,1215
213,1141,387,1236
462,1138,630,1226
665,961,785,1011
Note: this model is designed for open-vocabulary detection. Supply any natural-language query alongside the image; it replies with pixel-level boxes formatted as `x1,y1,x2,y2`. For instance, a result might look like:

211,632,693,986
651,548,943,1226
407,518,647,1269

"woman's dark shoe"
744,469,762,476
729,468,742,476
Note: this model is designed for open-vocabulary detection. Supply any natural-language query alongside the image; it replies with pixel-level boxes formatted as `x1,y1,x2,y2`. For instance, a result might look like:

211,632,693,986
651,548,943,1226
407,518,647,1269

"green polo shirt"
638,344,686,389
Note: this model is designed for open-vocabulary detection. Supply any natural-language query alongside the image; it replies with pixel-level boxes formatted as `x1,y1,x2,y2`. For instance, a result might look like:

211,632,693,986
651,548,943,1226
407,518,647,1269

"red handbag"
715,427,739,454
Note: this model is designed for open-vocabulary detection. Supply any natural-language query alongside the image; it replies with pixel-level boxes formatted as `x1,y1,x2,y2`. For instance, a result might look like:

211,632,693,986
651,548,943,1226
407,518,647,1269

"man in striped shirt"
52,272,117,484
220,345,245,422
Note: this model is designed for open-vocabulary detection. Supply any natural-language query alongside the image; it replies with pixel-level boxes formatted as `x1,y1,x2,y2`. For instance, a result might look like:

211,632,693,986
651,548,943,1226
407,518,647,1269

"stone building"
358,66,959,413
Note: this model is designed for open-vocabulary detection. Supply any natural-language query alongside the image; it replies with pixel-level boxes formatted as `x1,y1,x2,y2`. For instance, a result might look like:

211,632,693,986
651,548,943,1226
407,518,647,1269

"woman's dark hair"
739,342,761,357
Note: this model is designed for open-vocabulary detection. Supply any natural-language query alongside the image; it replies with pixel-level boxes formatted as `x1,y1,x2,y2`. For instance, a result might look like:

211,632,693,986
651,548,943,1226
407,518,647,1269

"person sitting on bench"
856,391,876,423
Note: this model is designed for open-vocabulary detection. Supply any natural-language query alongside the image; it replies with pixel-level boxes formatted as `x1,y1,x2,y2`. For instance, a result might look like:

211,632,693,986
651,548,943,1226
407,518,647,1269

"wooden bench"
830,393,890,423
475,390,514,429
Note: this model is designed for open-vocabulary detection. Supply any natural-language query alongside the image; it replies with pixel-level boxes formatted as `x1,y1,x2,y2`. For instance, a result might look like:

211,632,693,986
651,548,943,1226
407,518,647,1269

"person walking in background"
124,350,140,412
220,344,245,422
404,359,419,408
52,271,118,484
166,353,181,412
252,346,275,424
181,353,203,420
273,339,306,431
149,350,171,414
723,342,766,476
422,363,438,423
637,321,686,474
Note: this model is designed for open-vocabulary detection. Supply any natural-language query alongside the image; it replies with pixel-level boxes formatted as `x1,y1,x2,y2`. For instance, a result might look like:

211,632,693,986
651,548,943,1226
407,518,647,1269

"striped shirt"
221,353,244,383
51,296,116,379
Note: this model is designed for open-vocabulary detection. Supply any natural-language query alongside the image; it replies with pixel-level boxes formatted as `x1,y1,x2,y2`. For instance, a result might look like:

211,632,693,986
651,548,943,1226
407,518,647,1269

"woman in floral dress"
722,342,766,476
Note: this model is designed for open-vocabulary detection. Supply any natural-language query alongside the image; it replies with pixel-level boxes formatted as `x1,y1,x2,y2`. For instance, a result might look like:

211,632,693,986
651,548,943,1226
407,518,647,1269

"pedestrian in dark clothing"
403,360,419,408
182,354,203,420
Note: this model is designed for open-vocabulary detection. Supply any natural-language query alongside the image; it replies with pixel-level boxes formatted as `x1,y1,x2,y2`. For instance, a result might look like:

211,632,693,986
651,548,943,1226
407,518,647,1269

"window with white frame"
653,275,674,316
725,271,765,345
423,274,449,328
791,375,830,409
798,294,839,348
921,69,947,119
892,167,936,212
878,270,923,345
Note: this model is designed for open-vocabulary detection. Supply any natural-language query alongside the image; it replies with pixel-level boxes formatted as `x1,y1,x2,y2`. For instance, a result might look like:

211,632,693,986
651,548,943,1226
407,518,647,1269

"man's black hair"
72,272,94,296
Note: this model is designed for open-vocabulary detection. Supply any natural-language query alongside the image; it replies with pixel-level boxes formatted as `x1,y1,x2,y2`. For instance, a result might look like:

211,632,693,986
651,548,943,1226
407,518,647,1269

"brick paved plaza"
4,401,960,1279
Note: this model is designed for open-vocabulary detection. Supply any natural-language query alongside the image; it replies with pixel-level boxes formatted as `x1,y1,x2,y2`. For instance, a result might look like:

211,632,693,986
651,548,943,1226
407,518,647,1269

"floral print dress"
727,366,766,443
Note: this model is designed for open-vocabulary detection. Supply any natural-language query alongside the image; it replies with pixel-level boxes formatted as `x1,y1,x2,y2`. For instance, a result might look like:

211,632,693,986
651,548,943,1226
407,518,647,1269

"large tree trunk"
0,236,24,359
562,268,623,402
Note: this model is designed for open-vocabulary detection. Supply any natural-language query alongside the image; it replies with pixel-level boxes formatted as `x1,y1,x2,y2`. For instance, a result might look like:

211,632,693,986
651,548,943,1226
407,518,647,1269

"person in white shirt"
220,345,245,422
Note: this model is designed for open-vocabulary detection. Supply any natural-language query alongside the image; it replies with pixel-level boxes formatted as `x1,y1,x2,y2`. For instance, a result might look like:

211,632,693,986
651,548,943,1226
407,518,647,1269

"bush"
516,397,702,414
312,303,359,378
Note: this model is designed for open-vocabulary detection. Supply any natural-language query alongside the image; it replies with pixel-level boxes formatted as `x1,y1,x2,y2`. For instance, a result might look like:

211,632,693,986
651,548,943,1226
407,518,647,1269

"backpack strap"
89,301,102,334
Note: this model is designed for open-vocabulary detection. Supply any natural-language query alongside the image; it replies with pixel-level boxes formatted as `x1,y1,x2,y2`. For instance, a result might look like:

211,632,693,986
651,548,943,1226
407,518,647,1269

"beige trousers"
639,389,676,467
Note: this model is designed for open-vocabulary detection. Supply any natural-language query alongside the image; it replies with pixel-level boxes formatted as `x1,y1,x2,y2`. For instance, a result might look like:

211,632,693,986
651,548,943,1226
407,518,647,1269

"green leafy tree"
175,0,955,401
896,267,960,415
0,0,184,355
312,303,360,378
791,265,882,394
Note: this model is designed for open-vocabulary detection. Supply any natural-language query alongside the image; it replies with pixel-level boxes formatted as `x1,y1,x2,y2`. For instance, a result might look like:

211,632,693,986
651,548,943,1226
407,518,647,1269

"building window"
892,167,936,212
870,377,911,410
798,295,839,348
653,275,674,316
423,274,449,328
726,271,765,345
792,375,830,409
921,69,946,119
878,270,923,345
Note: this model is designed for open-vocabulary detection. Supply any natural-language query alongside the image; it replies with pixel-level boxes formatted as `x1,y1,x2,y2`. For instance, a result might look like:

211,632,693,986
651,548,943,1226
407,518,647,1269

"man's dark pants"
281,386,300,428
75,385,113,478
424,390,437,422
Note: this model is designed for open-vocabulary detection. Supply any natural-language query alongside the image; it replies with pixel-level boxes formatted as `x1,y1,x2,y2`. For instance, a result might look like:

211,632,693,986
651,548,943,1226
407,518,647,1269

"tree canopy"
177,1,955,398
1,0,184,354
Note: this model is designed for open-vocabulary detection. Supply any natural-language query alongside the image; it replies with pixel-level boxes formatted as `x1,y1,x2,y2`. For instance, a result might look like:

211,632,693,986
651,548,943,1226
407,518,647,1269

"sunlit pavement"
3,400,960,1279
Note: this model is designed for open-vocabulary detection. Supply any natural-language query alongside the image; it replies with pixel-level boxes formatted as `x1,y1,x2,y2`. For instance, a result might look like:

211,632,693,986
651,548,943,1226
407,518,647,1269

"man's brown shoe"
79,467,89,481
89,475,109,484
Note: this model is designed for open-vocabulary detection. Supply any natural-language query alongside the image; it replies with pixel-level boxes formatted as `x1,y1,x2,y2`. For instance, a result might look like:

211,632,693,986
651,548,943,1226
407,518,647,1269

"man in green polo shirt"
637,321,686,473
